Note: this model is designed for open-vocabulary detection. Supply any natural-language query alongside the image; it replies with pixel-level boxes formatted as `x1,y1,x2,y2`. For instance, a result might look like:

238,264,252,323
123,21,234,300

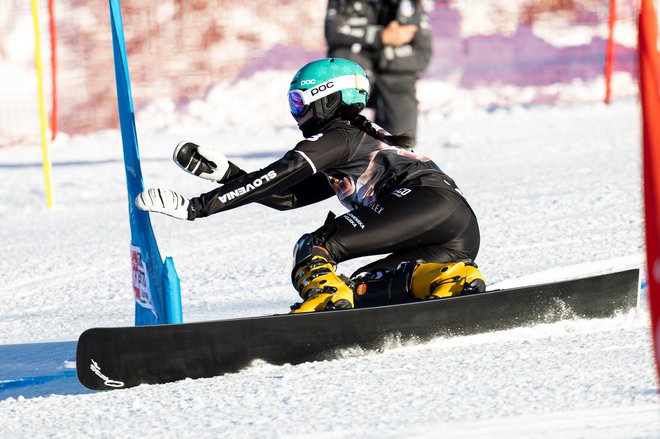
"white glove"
135,188,191,220
173,141,229,181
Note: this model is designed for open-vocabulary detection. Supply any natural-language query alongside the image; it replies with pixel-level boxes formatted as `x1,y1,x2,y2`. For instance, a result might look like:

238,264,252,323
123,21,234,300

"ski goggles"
288,74,370,117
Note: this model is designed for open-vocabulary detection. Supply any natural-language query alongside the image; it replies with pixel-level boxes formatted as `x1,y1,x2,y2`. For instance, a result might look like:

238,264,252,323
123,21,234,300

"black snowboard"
77,269,640,390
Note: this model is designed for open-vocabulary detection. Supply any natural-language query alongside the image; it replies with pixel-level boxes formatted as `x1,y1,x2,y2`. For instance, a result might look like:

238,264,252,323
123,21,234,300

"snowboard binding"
352,260,486,308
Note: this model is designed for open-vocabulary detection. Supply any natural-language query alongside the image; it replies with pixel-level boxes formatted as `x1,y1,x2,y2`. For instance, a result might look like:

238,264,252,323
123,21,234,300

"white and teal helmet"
288,58,370,135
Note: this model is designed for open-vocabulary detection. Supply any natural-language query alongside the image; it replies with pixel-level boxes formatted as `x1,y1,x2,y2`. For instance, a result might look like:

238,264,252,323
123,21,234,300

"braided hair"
347,113,416,150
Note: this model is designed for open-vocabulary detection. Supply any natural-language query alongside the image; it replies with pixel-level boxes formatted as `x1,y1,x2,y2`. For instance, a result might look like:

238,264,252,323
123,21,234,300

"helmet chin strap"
300,117,330,138
294,106,314,126
294,108,322,138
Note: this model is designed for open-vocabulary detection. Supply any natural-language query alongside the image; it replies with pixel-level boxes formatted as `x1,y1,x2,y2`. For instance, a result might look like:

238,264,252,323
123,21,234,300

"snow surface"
0,75,658,437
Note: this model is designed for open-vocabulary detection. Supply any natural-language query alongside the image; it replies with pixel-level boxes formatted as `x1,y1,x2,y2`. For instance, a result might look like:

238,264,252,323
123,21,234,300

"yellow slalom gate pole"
30,0,54,208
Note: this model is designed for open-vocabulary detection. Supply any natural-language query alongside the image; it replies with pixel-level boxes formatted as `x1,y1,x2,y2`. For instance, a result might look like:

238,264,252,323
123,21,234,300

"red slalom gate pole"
48,0,58,141
604,0,616,104
640,0,660,384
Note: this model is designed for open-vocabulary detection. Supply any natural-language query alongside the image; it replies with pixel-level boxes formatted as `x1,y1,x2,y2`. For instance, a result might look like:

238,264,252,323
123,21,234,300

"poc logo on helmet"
310,81,334,96
300,79,316,86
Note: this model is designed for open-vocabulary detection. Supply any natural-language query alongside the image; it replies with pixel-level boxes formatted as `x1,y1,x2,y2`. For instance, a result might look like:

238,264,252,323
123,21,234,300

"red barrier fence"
0,0,645,145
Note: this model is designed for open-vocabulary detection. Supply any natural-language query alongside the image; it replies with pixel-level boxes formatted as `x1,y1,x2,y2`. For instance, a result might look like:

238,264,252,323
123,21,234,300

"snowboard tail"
76,269,640,390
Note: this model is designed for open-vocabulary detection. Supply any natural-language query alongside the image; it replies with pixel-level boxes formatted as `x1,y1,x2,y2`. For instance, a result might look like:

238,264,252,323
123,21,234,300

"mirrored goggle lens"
288,92,306,116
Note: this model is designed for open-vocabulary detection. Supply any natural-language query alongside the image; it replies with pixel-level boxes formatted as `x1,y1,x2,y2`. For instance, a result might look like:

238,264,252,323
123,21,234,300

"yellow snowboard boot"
290,241,354,313
410,260,486,300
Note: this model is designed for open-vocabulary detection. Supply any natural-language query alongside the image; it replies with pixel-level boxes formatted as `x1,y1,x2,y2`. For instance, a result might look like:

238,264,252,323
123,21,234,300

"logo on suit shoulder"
305,133,323,142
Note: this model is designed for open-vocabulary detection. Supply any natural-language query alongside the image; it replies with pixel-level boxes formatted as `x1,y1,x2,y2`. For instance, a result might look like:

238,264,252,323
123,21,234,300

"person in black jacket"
136,58,483,314
325,0,433,140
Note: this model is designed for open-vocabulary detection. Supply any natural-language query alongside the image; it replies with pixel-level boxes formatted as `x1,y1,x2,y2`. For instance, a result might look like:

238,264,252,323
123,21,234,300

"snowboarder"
136,58,484,313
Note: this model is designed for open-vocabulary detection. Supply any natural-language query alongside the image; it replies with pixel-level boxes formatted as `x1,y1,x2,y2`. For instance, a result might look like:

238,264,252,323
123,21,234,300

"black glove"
173,141,232,182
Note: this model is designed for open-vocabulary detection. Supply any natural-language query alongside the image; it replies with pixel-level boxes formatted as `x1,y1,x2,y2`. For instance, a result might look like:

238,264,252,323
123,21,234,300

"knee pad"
292,233,316,272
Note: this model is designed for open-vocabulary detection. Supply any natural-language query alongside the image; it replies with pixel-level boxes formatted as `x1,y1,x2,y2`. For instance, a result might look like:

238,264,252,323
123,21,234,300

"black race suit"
325,0,433,137
189,120,479,276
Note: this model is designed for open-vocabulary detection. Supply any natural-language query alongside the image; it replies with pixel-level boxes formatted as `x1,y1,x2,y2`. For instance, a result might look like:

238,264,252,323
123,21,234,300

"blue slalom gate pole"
109,0,182,325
